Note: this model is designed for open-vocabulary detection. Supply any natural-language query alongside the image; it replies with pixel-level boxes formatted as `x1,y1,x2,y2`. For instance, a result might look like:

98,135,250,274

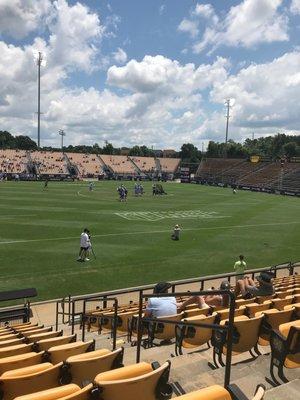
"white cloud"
290,0,300,14
193,3,218,23
159,5,165,15
207,51,300,140
0,0,51,39
179,0,289,53
113,47,127,64
178,18,199,38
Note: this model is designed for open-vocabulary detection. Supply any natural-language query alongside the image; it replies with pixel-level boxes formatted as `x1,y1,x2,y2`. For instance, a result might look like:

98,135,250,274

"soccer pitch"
0,180,299,301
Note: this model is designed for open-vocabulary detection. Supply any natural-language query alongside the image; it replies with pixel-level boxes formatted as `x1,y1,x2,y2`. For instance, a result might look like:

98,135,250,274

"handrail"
81,297,118,349
135,289,235,388
55,261,299,331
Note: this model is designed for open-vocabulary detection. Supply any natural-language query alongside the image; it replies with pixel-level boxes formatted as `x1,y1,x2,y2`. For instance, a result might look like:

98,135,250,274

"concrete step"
264,379,300,400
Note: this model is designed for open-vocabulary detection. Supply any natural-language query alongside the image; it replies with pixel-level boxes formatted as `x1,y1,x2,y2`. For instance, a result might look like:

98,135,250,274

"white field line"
0,221,299,245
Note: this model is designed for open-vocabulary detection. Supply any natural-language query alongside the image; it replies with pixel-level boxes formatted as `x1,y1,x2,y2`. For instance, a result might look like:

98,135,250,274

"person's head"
239,255,244,261
219,281,231,291
257,272,272,285
83,228,89,233
175,224,179,229
153,281,172,294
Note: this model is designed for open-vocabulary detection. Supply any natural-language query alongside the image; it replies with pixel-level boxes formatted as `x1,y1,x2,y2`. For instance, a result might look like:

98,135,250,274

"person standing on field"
234,254,246,282
77,228,91,262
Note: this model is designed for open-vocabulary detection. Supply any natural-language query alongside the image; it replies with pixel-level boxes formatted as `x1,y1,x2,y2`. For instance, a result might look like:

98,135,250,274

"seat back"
66,347,124,387
182,315,215,348
175,385,231,399
258,309,293,346
0,362,64,400
48,340,94,364
0,343,32,360
95,361,171,400
0,352,44,375
21,327,53,338
228,315,263,353
0,334,19,342
27,330,63,343
36,335,77,352
154,314,183,340
0,338,25,348
13,384,81,400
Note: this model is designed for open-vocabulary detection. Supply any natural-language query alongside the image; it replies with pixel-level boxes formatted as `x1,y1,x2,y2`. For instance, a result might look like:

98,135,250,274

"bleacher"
0,150,28,175
30,151,68,175
158,158,181,174
239,162,299,188
0,263,295,399
196,158,300,193
66,153,104,178
99,155,137,175
129,156,157,174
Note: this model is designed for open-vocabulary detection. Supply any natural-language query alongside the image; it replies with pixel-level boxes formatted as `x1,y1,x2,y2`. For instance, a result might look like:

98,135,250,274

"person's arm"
144,299,152,318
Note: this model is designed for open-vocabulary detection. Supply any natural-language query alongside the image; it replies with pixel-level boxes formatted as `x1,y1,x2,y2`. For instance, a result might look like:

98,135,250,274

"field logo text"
114,210,229,221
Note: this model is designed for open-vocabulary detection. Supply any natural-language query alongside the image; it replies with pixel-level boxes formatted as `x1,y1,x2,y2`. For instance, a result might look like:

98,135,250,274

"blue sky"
0,0,299,149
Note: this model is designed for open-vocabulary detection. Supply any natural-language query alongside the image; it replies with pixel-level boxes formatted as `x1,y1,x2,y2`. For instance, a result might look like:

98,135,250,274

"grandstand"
129,156,157,174
0,149,28,175
30,151,69,175
196,158,300,194
158,157,181,174
0,262,298,399
99,155,138,175
66,153,104,178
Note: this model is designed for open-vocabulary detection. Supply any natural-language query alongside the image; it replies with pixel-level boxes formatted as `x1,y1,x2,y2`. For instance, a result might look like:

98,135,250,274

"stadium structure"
0,148,299,196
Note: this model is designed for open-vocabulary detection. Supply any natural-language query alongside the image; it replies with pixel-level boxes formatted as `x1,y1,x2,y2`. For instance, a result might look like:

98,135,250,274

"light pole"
224,98,235,158
59,129,66,151
33,51,46,148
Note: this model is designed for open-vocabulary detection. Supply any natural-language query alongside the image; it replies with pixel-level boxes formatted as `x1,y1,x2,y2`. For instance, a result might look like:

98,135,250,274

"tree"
102,142,114,155
128,146,143,156
0,131,15,148
180,143,202,162
283,141,300,158
15,135,37,150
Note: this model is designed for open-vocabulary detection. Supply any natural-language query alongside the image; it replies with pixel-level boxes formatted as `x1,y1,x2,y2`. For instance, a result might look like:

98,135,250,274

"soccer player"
88,182,94,191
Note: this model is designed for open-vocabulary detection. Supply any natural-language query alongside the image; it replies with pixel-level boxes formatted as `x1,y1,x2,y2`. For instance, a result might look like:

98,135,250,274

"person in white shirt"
145,282,178,318
77,228,91,262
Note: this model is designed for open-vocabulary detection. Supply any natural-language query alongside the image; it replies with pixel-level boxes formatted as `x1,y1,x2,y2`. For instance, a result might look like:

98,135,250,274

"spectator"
233,255,247,282
179,281,231,311
144,282,178,318
235,272,274,299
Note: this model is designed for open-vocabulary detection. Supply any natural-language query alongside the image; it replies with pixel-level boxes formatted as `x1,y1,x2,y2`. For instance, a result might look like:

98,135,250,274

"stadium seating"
0,352,44,375
44,340,95,364
66,153,104,178
94,361,172,400
99,155,137,175
256,309,293,346
269,319,300,383
129,156,157,173
175,314,216,356
33,334,77,352
147,313,183,346
64,347,124,386
158,157,180,174
30,151,68,175
13,384,83,400
0,149,28,174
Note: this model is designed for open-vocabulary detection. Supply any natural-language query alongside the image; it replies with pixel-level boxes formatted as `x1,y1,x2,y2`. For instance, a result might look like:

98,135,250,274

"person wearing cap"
233,255,247,282
179,281,231,311
235,272,274,298
144,282,178,318
171,224,181,240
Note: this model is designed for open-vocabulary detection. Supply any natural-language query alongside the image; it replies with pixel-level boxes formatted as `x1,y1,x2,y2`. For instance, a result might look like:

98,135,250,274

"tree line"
1,130,299,163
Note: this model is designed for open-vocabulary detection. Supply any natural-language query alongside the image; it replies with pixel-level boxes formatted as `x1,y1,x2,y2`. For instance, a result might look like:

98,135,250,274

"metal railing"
135,289,235,388
81,297,118,349
55,260,299,333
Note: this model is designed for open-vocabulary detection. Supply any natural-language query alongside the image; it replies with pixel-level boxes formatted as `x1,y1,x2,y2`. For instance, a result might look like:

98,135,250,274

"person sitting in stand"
235,272,274,299
179,281,231,311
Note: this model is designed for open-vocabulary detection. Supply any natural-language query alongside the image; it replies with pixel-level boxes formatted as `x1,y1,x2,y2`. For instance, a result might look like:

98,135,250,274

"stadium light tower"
33,51,46,148
224,98,234,158
59,129,66,151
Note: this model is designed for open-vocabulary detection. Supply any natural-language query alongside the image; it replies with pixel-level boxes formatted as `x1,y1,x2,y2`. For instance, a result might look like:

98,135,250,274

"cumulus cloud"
290,0,300,14
178,0,289,54
0,0,51,39
178,19,199,38
113,47,127,64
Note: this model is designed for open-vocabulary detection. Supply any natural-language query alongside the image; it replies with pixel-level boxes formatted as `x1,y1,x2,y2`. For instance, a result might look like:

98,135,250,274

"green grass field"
0,180,299,301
